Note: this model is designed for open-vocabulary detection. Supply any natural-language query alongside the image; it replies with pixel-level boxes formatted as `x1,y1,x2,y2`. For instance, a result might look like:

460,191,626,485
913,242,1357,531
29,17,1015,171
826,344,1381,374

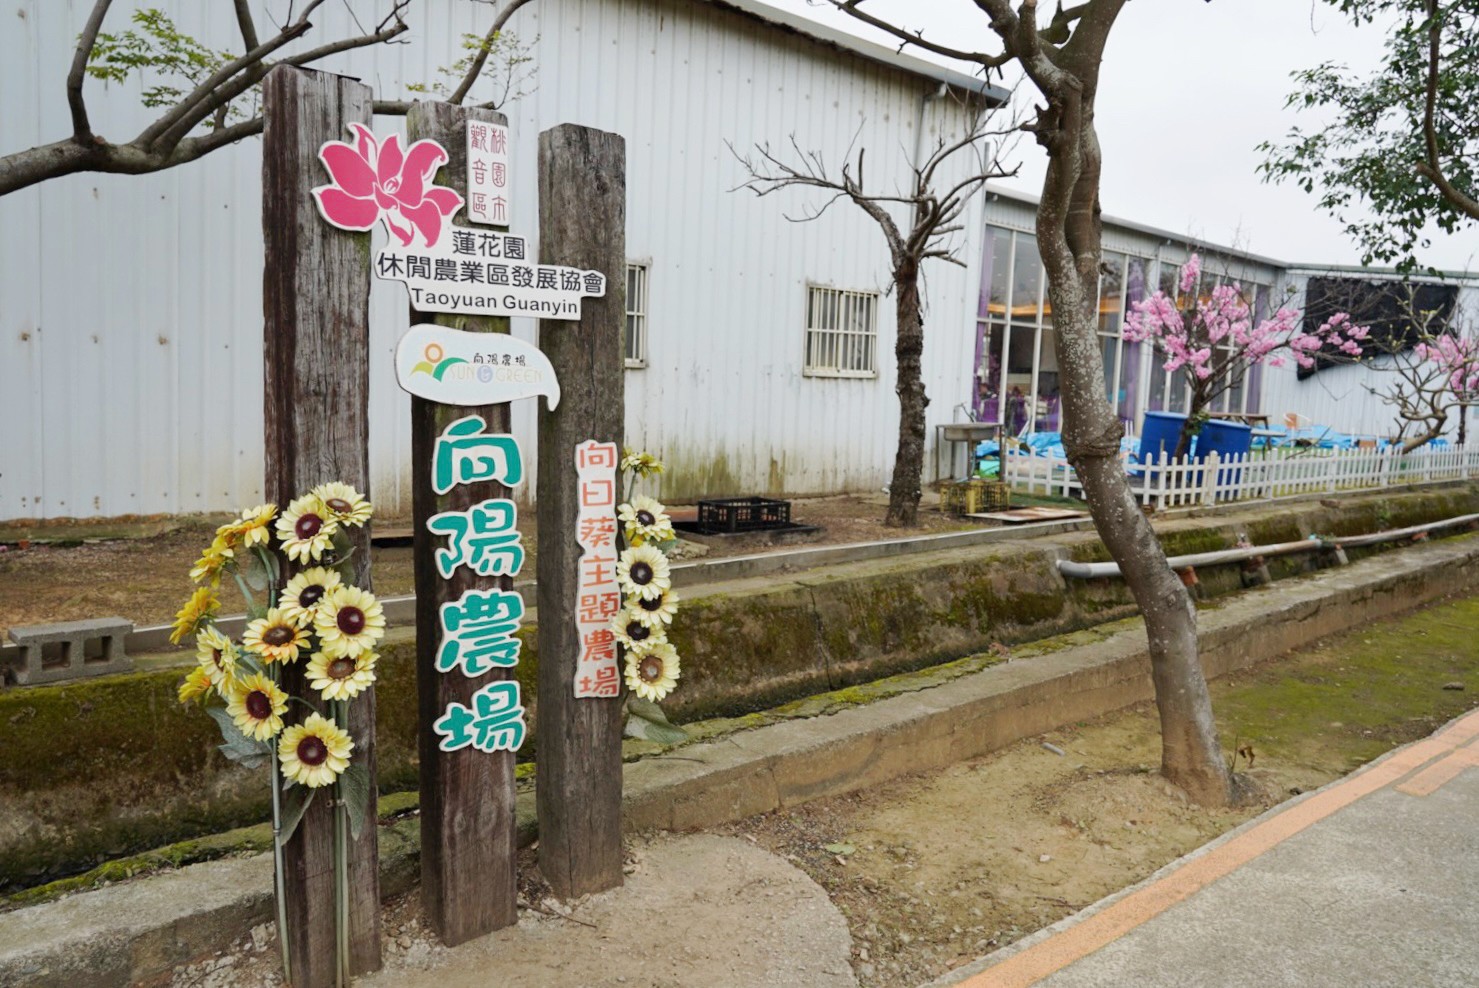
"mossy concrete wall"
3,484,1475,893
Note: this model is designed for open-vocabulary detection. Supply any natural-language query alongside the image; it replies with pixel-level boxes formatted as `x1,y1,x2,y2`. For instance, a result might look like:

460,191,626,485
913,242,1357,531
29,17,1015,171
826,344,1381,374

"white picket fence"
1005,444,1479,510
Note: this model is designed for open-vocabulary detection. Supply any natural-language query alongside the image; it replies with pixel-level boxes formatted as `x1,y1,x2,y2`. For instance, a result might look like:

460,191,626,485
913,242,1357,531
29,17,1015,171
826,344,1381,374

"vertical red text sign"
573,441,621,698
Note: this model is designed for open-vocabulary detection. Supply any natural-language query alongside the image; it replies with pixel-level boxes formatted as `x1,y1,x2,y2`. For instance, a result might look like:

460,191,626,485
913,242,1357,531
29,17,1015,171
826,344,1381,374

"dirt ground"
0,492,1011,637
155,592,1479,988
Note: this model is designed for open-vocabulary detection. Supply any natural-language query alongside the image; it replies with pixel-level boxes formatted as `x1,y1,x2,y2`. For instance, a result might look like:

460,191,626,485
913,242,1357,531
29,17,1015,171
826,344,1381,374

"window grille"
625,263,648,367
804,285,878,377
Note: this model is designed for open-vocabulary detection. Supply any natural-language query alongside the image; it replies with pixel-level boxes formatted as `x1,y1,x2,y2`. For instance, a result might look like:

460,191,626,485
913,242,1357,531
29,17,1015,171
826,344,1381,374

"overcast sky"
766,0,1476,272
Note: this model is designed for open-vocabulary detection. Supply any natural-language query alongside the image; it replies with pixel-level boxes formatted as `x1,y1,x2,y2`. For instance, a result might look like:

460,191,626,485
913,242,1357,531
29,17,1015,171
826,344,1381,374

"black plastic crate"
695,496,792,534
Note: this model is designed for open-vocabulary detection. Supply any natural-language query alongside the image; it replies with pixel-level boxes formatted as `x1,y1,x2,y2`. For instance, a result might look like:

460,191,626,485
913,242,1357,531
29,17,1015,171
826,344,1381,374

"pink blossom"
313,123,464,248
1179,253,1201,295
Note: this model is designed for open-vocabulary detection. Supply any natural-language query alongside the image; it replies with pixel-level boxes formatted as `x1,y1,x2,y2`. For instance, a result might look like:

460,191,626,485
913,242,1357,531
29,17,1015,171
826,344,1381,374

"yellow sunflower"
275,494,339,563
314,585,386,658
278,713,354,788
311,482,372,527
232,503,278,549
611,609,668,651
620,449,664,477
616,544,672,601
226,673,289,741
624,642,680,701
306,649,378,701
618,495,676,546
280,567,343,628
195,625,238,686
177,667,214,704
189,539,232,585
242,608,311,664
170,587,220,644
628,587,680,628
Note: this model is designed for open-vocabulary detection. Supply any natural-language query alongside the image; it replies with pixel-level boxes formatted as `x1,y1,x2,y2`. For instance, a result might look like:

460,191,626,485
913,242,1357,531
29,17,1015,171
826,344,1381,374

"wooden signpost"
261,65,382,985
535,124,628,900
406,102,521,945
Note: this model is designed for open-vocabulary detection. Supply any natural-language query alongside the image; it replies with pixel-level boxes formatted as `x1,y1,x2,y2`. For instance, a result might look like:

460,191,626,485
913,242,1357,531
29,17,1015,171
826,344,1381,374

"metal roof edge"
701,0,1010,105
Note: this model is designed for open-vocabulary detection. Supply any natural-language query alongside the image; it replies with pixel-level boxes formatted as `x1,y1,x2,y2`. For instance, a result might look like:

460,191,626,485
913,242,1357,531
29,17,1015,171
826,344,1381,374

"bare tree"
817,0,1239,805
0,0,536,198
732,113,1018,526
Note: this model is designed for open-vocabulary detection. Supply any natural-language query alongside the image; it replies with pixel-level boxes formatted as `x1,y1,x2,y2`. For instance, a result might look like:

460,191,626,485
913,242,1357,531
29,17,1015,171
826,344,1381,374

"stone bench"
6,617,134,686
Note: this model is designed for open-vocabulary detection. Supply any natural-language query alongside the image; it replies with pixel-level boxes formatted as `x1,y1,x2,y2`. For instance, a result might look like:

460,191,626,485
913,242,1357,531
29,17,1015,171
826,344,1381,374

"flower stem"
267,663,292,984
334,698,350,987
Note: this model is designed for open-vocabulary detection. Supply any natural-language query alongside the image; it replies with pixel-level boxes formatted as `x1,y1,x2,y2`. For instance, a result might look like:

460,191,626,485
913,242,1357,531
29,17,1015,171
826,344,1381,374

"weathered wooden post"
261,65,382,983
406,102,519,944
536,124,627,899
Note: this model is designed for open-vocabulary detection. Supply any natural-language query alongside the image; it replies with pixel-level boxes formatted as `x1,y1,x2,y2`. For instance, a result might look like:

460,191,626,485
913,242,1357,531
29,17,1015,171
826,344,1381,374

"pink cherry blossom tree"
1363,309,1479,451
1125,253,1370,459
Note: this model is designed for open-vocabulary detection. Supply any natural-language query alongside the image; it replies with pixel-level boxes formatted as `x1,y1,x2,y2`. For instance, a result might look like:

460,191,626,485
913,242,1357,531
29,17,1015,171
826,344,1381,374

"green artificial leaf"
339,762,373,840
824,842,856,856
235,650,265,679
279,785,316,846
238,548,269,592
206,706,271,770
624,698,689,745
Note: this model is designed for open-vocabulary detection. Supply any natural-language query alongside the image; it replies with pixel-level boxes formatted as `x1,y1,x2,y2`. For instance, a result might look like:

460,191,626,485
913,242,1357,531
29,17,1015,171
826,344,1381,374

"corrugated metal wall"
0,0,986,520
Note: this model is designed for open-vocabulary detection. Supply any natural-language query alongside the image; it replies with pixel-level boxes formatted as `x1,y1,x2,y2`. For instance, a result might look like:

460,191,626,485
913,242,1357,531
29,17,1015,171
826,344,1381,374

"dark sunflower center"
245,690,273,720
295,513,323,539
263,626,294,647
630,562,653,585
638,656,664,682
299,585,325,608
636,510,655,526
297,736,329,766
337,606,366,635
328,657,357,680
212,648,226,669
638,596,663,612
326,497,352,513
625,622,650,641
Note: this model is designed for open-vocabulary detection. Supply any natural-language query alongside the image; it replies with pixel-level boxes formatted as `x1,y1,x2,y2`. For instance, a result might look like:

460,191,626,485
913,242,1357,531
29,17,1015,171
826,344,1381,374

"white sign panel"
374,229,606,320
395,324,560,409
467,120,511,226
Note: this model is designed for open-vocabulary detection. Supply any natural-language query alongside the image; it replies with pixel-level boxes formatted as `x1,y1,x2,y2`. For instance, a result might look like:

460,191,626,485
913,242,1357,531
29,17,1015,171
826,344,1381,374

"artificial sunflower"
280,567,343,628
611,609,668,651
617,543,672,601
243,608,311,664
189,541,231,585
618,495,676,545
278,713,353,788
170,587,221,644
625,641,680,701
232,503,278,548
276,494,339,563
306,649,378,701
620,449,664,477
314,585,386,658
629,586,681,628
195,624,238,686
177,667,214,704
311,481,372,527
226,673,289,741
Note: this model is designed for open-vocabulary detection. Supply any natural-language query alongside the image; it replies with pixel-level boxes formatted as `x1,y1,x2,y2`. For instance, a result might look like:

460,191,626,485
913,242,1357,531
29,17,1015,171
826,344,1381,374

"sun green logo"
411,342,467,380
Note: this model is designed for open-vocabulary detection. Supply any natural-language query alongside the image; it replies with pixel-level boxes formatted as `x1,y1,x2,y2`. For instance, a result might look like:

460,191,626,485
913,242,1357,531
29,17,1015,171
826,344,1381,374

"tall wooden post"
261,66,382,984
536,124,627,899
407,101,519,944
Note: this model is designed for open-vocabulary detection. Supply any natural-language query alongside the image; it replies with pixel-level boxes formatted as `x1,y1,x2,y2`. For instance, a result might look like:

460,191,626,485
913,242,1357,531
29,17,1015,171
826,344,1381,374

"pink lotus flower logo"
313,123,464,248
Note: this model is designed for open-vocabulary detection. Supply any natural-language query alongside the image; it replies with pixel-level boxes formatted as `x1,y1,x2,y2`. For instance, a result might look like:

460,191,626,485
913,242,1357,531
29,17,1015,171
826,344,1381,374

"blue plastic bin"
1137,411,1188,464
1196,419,1253,488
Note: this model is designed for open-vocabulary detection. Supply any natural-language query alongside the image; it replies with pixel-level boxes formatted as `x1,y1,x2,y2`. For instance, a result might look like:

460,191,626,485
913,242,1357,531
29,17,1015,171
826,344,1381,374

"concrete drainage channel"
4,529,1479,986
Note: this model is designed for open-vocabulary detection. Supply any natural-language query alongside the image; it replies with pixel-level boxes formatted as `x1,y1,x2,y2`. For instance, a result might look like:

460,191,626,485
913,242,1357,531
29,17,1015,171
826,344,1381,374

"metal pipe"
1056,512,1479,579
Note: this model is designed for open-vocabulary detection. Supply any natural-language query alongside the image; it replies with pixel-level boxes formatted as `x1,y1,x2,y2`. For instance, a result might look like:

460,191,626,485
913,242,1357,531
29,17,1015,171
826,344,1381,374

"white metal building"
0,0,1004,520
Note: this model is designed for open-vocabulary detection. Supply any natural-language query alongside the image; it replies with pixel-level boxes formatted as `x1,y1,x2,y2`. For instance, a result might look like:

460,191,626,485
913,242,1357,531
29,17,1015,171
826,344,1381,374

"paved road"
939,708,1479,988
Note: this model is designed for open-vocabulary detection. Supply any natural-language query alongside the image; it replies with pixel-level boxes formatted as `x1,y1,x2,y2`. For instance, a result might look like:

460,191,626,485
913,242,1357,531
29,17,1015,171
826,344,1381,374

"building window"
625,263,648,368
804,285,878,377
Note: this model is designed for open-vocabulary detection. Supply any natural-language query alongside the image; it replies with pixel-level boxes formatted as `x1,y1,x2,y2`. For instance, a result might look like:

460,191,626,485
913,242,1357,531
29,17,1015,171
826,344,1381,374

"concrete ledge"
4,533,1476,987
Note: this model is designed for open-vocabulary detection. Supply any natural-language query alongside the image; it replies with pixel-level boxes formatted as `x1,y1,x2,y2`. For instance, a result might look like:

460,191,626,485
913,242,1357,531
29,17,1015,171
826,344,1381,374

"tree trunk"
1036,104,1233,807
886,266,929,527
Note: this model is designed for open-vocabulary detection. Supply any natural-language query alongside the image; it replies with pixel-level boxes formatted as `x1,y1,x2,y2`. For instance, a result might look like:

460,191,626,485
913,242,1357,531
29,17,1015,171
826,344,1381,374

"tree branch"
1418,0,1479,220
448,0,537,105
66,0,114,142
